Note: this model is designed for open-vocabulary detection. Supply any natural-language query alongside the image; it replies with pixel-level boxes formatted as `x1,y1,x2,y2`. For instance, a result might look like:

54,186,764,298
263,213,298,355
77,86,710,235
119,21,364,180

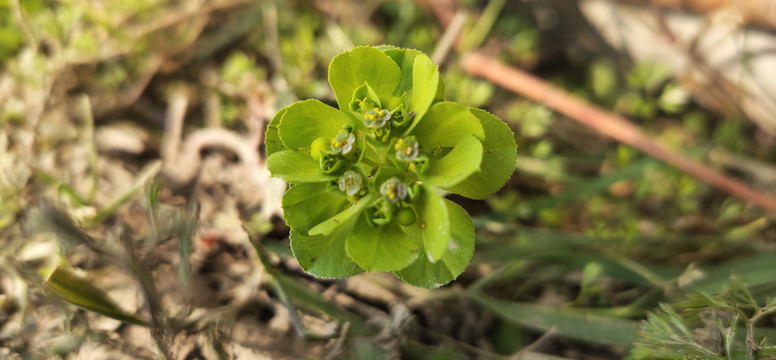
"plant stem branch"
462,52,776,215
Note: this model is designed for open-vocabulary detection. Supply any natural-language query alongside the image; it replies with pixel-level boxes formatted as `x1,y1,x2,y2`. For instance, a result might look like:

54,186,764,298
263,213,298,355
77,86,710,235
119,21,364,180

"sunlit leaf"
277,99,353,153
328,46,401,110
267,150,336,183
410,102,484,148
442,108,516,199
395,199,474,288
346,213,419,272
421,135,483,187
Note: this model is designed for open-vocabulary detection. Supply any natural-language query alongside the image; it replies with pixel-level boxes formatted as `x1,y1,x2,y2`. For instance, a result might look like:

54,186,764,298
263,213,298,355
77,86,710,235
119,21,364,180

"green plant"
632,276,776,359
265,46,516,288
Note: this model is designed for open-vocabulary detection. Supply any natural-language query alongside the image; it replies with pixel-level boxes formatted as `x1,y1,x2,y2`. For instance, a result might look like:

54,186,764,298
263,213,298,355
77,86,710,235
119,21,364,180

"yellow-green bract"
265,46,516,288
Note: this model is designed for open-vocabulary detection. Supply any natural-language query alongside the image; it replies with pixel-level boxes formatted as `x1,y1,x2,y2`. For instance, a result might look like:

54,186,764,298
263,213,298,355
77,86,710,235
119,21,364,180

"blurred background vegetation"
1,0,776,359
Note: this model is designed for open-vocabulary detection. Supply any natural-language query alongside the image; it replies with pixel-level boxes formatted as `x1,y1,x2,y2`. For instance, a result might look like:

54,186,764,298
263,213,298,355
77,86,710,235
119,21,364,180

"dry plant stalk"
462,52,776,215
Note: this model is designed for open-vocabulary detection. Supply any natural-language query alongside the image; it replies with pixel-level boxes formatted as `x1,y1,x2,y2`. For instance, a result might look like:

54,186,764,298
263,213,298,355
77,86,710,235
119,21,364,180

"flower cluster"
266,46,516,288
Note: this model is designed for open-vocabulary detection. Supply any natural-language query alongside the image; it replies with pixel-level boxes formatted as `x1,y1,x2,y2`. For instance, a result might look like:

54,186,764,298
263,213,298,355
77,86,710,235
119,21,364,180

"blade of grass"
33,170,89,207
470,293,639,347
175,200,199,296
44,265,150,327
247,233,372,337
78,95,99,203
522,159,658,213
86,160,161,227
688,252,776,298
459,0,506,51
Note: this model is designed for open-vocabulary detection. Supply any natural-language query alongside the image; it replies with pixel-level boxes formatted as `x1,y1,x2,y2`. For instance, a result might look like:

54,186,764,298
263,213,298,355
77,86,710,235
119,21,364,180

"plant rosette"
266,46,516,288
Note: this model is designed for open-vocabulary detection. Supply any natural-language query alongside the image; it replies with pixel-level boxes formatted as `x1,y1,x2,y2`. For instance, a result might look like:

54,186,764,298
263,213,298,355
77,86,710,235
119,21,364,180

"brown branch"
462,52,776,215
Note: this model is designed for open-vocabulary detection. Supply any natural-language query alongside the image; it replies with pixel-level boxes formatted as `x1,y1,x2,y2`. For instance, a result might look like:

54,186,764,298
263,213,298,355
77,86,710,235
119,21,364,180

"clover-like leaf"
267,151,336,183
346,213,420,272
416,185,449,263
309,192,378,237
285,184,362,278
410,102,484,148
420,135,483,187
382,48,444,102
282,183,348,234
265,106,287,156
277,99,353,153
291,226,363,278
329,46,401,110
442,109,517,199
394,199,474,288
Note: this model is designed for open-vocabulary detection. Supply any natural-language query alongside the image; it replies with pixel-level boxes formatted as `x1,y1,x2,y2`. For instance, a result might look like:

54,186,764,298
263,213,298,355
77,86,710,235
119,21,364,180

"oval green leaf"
308,192,378,237
442,108,517,199
409,53,439,124
394,199,474,288
282,182,348,234
328,46,401,110
291,226,364,278
277,99,352,153
265,106,287,156
420,135,483,188
416,185,449,263
267,150,336,183
409,102,484,149
346,214,420,272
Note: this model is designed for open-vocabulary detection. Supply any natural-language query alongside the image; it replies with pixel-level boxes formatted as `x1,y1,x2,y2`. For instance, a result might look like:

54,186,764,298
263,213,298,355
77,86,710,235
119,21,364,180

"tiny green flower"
380,177,408,204
331,130,356,154
363,107,391,128
394,136,420,161
337,170,362,196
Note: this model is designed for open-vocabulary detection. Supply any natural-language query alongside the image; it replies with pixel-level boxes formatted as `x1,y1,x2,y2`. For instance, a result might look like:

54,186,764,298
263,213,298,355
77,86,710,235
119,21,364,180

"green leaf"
381,48,439,125
382,48,444,100
273,273,372,334
277,99,352,153
421,135,483,187
328,46,401,110
44,266,150,327
381,48,419,96
282,183,348,234
309,192,378,237
267,150,336,183
471,295,638,347
409,53,439,125
409,102,484,148
265,106,287,156
346,214,420,272
291,225,364,278
416,185,449,263
394,199,474,288
442,108,517,199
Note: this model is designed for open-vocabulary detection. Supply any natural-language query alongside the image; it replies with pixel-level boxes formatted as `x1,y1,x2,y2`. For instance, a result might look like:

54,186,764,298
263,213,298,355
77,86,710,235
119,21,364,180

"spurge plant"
265,46,516,288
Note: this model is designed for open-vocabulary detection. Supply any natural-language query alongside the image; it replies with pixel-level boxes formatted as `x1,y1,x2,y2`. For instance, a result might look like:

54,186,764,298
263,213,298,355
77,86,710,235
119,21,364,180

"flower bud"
310,137,329,159
396,207,416,226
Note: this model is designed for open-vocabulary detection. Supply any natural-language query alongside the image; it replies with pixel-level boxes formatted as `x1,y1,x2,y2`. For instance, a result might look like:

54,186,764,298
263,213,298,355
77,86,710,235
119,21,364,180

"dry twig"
462,52,776,215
